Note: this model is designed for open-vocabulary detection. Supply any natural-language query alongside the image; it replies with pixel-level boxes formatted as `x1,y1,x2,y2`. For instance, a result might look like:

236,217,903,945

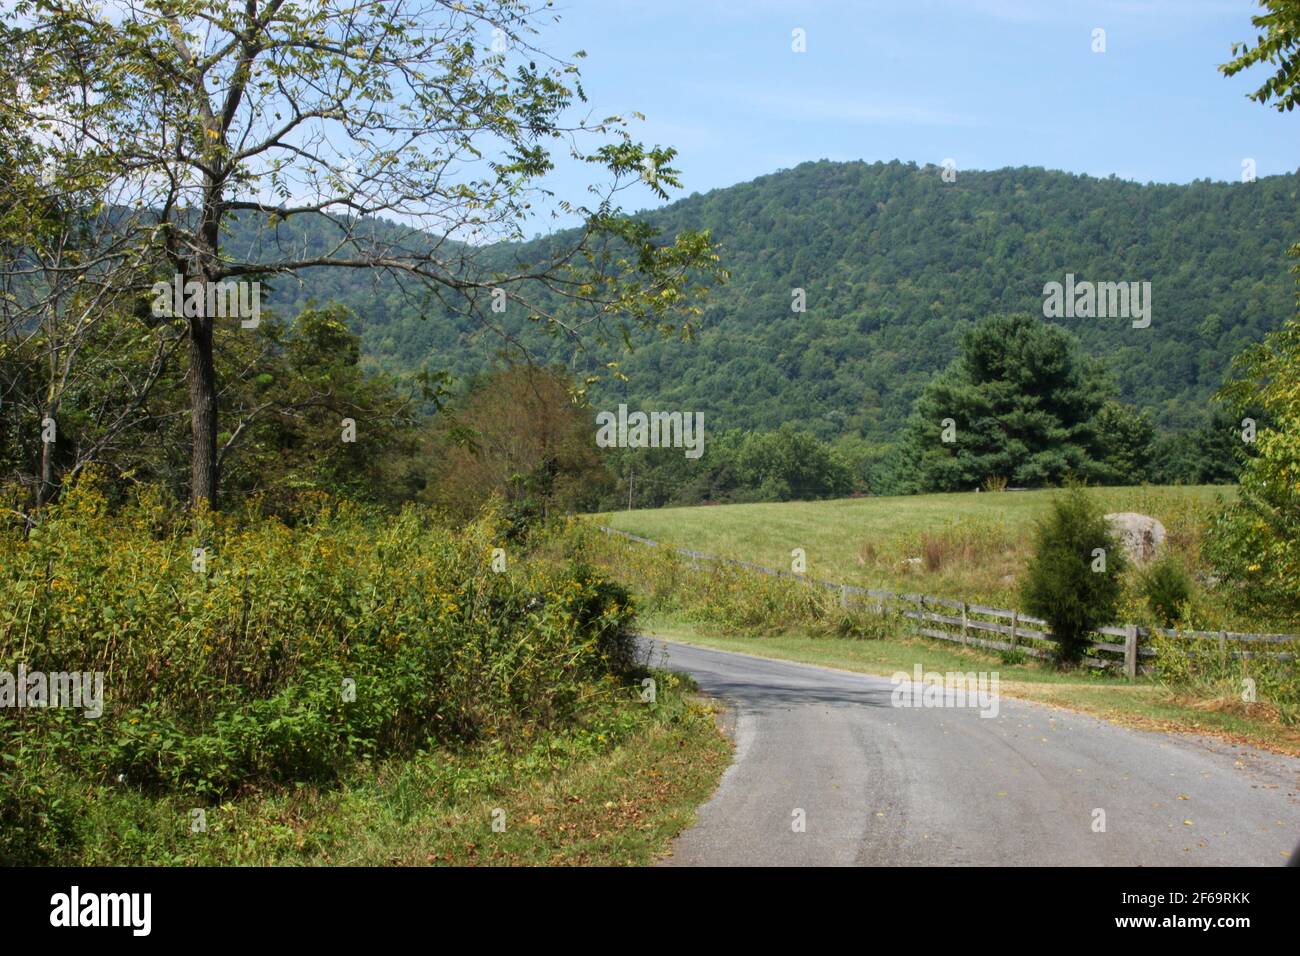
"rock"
903,557,923,569
1104,512,1167,564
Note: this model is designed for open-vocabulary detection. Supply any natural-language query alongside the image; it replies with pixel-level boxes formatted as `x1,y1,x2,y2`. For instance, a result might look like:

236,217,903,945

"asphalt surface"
646,639,1300,867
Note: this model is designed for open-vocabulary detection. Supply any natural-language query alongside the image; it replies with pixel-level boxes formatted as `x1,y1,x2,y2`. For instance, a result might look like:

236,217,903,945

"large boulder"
1104,512,1167,564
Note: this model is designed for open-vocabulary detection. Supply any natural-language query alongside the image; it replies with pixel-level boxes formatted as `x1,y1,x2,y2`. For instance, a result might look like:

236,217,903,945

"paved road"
647,639,1300,866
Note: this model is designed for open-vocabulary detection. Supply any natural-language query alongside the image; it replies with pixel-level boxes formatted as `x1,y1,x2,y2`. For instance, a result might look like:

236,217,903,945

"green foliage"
303,160,1300,449
896,314,1112,492
561,522,914,640
425,366,611,528
562,523,834,634
218,304,424,512
0,477,636,860
1220,0,1300,113
2,1,725,507
597,425,857,509
733,424,856,501
1019,485,1126,666
1139,555,1194,627
1148,405,1251,485
1151,630,1300,726
1094,400,1156,484
0,299,422,517
1205,318,1300,626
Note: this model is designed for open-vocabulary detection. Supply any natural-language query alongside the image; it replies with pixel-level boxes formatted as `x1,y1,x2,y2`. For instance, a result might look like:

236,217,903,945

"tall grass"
555,523,897,639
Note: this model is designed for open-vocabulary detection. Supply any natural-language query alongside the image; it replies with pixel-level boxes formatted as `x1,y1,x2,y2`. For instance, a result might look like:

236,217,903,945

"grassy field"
575,486,1300,748
592,485,1234,610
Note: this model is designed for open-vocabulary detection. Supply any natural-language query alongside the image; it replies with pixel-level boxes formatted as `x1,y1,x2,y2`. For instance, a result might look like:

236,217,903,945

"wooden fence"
594,526,1296,680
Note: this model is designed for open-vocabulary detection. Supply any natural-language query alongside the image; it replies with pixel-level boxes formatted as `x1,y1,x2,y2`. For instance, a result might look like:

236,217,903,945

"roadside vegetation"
5,0,1300,870
0,477,728,865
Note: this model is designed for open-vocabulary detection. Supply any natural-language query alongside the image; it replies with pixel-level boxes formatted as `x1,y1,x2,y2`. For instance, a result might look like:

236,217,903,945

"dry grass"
591,485,1235,614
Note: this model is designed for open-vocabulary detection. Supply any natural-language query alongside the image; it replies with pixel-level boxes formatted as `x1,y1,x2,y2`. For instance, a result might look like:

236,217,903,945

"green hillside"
259,160,1300,441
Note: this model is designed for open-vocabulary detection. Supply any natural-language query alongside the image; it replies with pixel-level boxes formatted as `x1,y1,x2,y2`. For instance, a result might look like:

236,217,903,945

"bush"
0,476,637,855
1140,555,1193,626
1019,485,1126,666
0,737,83,865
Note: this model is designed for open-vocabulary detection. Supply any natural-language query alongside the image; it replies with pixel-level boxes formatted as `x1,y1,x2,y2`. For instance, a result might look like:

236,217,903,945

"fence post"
915,596,924,634
1124,624,1138,682
960,601,969,645
840,585,849,609
1218,629,1227,657
1010,610,1019,647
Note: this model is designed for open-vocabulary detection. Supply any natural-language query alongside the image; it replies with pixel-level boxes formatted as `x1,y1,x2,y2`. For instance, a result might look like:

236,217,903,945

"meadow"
593,486,1235,617
574,484,1300,743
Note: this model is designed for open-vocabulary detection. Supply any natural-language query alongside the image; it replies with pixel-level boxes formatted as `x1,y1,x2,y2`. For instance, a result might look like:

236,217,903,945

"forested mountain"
258,160,1300,442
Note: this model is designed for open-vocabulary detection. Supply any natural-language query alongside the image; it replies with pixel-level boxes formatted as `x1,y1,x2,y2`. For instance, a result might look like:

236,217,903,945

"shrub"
1019,485,1126,666
1140,555,1193,627
0,476,637,847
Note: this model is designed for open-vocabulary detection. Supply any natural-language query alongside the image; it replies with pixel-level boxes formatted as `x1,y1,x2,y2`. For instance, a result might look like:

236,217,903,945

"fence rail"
594,526,1297,679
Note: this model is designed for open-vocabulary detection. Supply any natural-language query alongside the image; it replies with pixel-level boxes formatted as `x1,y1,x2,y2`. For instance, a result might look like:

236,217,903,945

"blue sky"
526,0,1298,220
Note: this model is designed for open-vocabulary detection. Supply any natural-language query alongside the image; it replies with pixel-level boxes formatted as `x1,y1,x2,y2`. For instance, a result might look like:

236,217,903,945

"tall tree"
427,365,609,526
1093,400,1156,485
0,37,178,512
1206,2,1300,624
1204,319,1300,624
895,314,1112,492
5,0,722,508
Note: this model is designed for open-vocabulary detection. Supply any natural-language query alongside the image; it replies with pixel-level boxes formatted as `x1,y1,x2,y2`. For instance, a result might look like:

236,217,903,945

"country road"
646,639,1300,867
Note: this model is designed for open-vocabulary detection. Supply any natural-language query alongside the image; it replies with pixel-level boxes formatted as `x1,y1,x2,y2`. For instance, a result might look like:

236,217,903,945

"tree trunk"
189,164,224,510
187,313,218,509
36,398,57,507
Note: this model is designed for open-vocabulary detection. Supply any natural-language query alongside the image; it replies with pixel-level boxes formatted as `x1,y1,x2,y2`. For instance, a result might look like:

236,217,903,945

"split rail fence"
595,526,1297,680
